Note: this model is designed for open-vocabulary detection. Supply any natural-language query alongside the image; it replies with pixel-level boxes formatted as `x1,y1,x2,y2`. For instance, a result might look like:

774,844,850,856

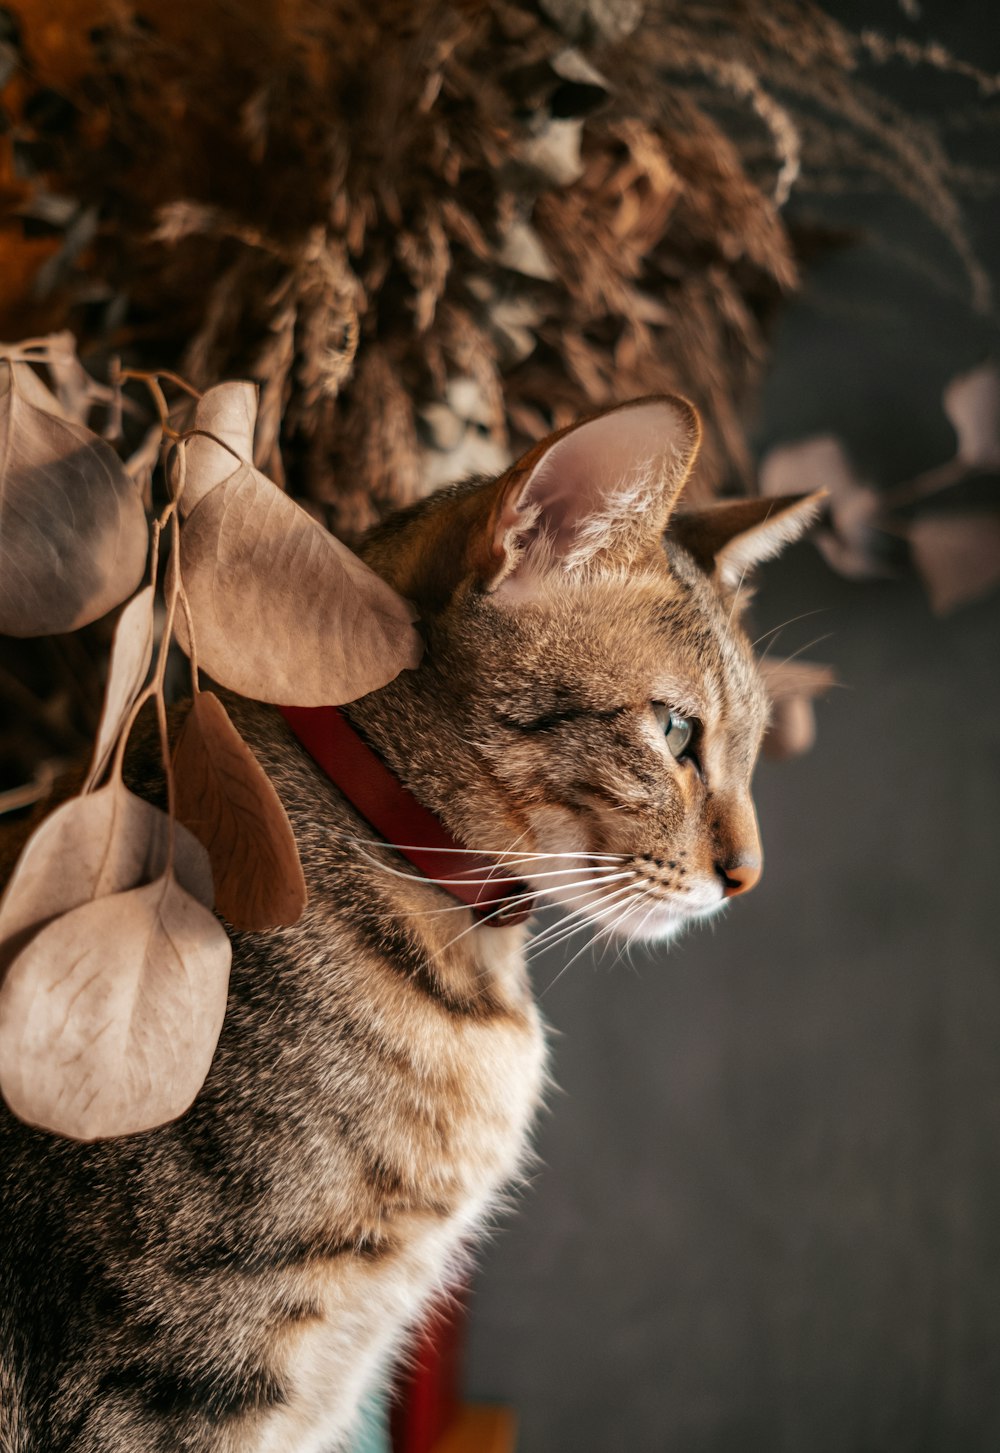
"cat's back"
0,700,545,1452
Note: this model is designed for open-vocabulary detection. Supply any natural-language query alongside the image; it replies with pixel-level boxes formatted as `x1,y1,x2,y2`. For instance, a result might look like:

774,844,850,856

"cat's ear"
486,396,701,593
670,492,826,592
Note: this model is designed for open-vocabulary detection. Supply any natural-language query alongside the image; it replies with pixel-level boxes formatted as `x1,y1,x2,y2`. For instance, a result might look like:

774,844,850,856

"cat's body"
0,398,819,1451
0,694,544,1453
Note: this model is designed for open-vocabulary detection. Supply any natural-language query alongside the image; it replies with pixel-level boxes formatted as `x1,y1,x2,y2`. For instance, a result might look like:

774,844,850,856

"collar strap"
278,705,534,926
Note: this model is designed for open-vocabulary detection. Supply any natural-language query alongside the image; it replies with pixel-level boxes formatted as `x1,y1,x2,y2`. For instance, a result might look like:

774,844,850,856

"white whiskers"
334,826,682,990
431,872,635,962
340,832,623,861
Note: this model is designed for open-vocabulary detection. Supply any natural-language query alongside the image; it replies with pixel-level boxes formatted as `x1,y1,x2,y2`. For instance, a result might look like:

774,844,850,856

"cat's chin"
587,895,727,946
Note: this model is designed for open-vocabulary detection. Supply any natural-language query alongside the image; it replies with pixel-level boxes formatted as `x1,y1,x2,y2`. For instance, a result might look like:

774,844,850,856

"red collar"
278,705,534,926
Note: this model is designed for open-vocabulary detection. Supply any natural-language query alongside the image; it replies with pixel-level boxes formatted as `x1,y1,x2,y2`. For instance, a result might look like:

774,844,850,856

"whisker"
760,630,835,672
477,826,533,897
538,892,644,993
537,879,669,987
726,557,753,629
527,882,641,964
396,869,634,923
607,887,657,970
350,844,626,890
433,875,631,962
627,894,664,958
357,848,631,893
529,913,600,975
340,834,624,863
525,911,593,963
588,894,655,969
525,903,602,962
750,607,826,651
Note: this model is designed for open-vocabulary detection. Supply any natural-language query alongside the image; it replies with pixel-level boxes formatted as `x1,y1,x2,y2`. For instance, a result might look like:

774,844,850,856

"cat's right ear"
670,492,827,593
483,396,701,595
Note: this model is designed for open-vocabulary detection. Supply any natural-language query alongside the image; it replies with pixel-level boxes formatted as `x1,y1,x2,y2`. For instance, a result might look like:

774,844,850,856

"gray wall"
466,552,1000,1453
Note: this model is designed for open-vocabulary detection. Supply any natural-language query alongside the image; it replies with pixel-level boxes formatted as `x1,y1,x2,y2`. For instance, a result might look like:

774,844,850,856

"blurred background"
468,542,1000,1451
2,0,999,1448
465,4,1000,1447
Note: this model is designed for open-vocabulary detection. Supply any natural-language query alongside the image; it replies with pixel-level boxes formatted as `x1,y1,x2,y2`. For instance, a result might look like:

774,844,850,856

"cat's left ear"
487,395,701,591
670,492,827,592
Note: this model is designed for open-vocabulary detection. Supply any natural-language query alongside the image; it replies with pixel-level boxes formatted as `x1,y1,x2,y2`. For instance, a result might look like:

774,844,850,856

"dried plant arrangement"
761,361,1000,614
0,337,422,1138
0,0,997,813
1,0,996,515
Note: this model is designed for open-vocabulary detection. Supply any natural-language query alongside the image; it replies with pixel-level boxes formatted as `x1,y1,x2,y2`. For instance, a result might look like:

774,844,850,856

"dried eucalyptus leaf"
758,657,835,703
0,361,149,636
943,363,1000,467
3,358,73,420
43,331,109,425
173,692,307,931
763,694,817,760
759,658,835,761
0,872,231,1140
84,586,156,792
760,435,882,579
0,776,213,976
178,464,422,704
909,511,1000,614
177,381,259,515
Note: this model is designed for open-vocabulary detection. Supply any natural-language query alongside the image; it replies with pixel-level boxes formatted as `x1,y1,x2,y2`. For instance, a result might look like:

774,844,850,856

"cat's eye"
652,703,695,760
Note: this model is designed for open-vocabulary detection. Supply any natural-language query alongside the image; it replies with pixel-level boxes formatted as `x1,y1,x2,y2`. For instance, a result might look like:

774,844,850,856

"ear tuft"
671,491,826,591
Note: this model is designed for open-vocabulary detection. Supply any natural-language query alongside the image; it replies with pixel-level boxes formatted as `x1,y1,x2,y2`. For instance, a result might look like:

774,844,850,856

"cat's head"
359,398,822,944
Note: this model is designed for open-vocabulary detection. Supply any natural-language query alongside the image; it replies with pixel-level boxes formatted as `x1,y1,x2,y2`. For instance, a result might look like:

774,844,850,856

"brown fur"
0,400,814,1451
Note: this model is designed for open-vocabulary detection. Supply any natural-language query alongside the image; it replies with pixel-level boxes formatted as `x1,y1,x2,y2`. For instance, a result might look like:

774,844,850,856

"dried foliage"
761,363,1000,615
759,658,836,762
0,783,229,1140
0,357,147,635
172,691,307,932
0,0,992,533
0,337,422,1138
83,583,154,791
175,386,421,705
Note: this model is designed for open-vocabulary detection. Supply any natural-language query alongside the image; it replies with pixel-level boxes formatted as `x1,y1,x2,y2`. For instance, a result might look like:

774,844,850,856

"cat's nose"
717,857,762,898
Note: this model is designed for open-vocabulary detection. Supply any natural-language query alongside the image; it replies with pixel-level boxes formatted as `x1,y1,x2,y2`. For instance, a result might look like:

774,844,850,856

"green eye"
653,703,694,759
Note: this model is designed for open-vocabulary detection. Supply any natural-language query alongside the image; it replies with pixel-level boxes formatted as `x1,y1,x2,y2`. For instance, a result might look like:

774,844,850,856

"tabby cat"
0,397,819,1452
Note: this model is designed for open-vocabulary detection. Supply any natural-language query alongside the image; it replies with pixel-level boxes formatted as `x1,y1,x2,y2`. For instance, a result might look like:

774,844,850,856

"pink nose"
719,858,762,898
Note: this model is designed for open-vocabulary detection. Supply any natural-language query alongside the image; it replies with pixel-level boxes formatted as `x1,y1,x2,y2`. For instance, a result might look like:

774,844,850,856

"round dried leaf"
909,511,1000,614
84,585,156,791
0,776,213,976
0,361,149,636
178,463,422,704
944,364,1000,468
173,692,307,930
177,380,258,515
759,658,834,760
763,694,816,761
0,872,231,1139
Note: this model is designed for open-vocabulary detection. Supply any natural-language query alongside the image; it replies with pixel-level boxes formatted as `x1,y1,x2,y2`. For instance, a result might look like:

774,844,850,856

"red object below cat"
390,1292,467,1453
